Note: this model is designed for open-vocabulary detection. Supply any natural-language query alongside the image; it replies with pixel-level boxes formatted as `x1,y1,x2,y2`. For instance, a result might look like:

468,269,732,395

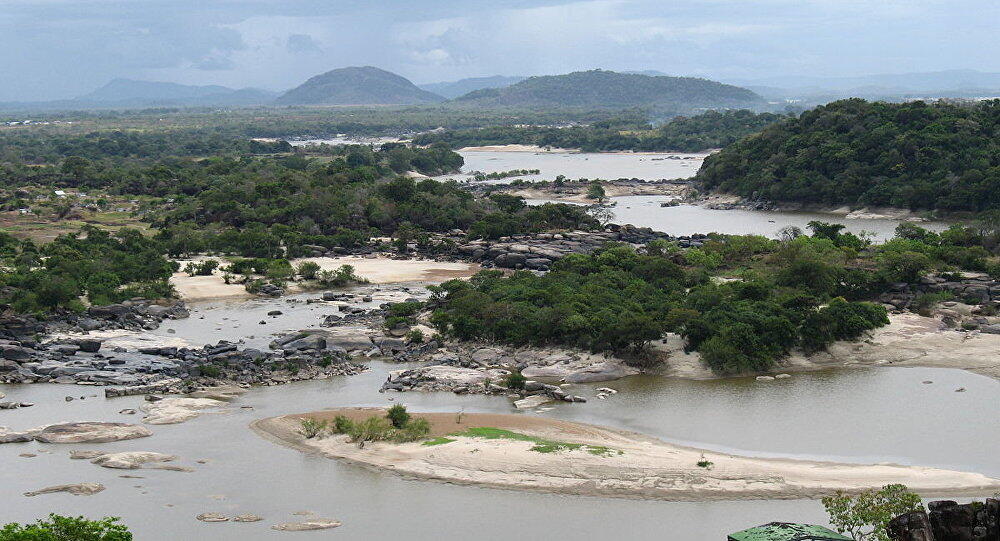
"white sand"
169,256,479,303
253,410,1000,501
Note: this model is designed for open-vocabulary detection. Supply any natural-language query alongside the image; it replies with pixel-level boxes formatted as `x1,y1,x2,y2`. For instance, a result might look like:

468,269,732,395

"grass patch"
422,437,457,446
447,427,621,457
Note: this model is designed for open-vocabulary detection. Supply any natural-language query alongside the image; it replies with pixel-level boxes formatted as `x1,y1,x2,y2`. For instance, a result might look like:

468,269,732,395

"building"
728,522,852,541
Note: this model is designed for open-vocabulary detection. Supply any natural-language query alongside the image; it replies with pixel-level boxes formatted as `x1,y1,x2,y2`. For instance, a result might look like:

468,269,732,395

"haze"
2,0,999,101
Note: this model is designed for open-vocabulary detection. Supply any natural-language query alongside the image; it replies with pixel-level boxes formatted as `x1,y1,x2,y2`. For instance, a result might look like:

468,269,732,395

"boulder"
24,483,106,497
564,362,630,383
34,422,153,444
514,395,553,409
140,397,226,425
271,519,342,531
75,339,102,353
92,452,179,469
1,345,33,361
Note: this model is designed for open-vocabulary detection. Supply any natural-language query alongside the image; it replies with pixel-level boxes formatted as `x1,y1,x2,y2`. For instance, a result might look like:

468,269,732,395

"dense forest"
412,110,786,152
696,99,1000,213
431,219,1000,374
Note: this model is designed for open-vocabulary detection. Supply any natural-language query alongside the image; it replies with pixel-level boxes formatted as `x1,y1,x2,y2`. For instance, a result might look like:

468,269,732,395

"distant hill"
75,79,276,107
451,70,764,111
276,66,445,106
419,76,525,99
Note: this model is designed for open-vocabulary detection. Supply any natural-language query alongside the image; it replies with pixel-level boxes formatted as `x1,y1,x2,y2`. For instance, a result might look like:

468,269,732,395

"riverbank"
170,256,479,303
505,181,687,204
253,408,1000,501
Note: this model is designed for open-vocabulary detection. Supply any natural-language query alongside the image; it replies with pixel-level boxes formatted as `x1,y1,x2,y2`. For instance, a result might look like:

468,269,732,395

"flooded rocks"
271,519,342,531
233,514,263,523
140,397,227,425
564,361,631,383
196,513,229,523
91,451,180,470
34,422,153,444
24,483,106,497
514,395,553,409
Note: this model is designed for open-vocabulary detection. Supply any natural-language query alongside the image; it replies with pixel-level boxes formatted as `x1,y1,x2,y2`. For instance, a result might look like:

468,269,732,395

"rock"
0,431,34,443
196,513,229,523
233,514,263,523
70,450,108,460
564,362,630,383
774,373,792,379
595,387,618,394
140,397,227,425
34,422,152,444
271,519,342,531
267,310,283,317
1,345,33,361
756,376,775,381
52,344,80,356
24,483,106,497
92,451,178,469
514,395,553,409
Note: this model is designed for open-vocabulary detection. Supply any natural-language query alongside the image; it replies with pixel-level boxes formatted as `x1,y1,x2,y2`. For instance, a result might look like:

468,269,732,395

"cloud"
0,0,997,100
286,34,323,55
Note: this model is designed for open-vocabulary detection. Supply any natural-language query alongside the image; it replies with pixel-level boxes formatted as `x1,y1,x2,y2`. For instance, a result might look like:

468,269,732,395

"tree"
385,404,411,429
586,181,607,203
0,514,132,541
821,484,923,541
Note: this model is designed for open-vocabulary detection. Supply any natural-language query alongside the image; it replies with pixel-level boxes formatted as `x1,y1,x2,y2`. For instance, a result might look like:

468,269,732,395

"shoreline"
251,408,1000,502
457,144,716,157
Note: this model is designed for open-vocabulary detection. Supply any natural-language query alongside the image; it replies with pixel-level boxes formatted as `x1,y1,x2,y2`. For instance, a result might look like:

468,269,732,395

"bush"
183,259,218,277
504,370,526,390
297,261,321,280
332,415,354,434
0,514,132,540
386,404,411,429
198,364,221,378
299,418,329,439
405,329,425,343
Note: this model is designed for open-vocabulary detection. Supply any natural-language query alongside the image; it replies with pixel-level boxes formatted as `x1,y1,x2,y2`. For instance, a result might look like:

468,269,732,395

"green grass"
435,427,621,457
422,437,457,446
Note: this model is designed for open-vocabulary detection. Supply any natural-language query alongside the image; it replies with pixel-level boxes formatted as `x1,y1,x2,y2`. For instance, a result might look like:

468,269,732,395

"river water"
1,148,991,540
2,293,998,540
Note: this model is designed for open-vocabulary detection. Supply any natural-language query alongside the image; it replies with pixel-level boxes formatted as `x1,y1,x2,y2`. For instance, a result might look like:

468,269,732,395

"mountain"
275,66,445,106
451,70,764,111
418,76,525,99
731,70,1000,104
75,79,276,107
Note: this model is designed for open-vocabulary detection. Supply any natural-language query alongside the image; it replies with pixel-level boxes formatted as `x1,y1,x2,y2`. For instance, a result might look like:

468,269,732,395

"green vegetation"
697,99,1000,213
299,418,329,439
328,408,431,445
452,70,763,113
822,484,923,541
0,226,176,313
0,514,131,540
422,436,456,446
503,369,527,390
414,110,786,152
471,169,540,181
442,427,621,456
430,231,892,374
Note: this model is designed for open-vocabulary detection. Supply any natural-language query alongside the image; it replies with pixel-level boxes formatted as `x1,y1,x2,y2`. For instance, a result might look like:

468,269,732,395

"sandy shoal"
170,256,479,303
252,408,1000,502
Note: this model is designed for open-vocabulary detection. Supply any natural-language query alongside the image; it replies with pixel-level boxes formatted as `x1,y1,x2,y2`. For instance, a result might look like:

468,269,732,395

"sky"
1,0,999,101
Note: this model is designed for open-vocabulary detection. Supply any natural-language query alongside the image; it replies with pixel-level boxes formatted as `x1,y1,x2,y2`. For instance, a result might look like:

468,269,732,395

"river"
2,146,990,540
2,294,998,540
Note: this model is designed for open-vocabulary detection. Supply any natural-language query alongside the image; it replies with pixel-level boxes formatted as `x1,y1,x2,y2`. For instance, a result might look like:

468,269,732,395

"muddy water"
441,150,708,183
2,296,998,540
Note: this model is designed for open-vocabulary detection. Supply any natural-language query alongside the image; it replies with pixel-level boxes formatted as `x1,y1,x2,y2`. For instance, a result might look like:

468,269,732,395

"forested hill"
451,70,765,112
695,99,1000,213
412,110,786,152
275,66,445,106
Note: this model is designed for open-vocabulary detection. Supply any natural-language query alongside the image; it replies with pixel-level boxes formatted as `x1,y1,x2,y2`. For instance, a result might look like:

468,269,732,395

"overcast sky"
2,0,998,101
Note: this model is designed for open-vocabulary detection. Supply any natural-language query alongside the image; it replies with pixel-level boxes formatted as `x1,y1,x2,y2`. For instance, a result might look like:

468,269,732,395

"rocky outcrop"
271,519,342,531
23,483,106,497
33,422,152,444
889,499,1000,541
880,273,1000,312
91,452,179,470
140,397,227,425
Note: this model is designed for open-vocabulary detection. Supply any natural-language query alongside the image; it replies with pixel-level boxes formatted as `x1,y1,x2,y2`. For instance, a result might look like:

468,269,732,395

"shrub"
198,364,221,378
912,291,955,317
386,404,411,429
504,370,526,390
297,261,321,280
822,484,922,541
299,418,329,439
183,259,218,277
0,514,132,541
405,329,425,343
332,415,354,435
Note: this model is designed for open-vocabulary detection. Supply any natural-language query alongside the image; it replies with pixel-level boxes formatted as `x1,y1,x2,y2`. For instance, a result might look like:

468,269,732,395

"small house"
728,522,852,541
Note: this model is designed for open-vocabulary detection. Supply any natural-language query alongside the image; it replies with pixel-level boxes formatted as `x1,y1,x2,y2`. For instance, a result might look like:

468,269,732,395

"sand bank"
651,313,1000,382
252,408,1000,501
170,256,479,303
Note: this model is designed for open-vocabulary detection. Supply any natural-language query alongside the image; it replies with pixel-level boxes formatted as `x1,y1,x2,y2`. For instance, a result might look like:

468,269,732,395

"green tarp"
728,522,853,541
